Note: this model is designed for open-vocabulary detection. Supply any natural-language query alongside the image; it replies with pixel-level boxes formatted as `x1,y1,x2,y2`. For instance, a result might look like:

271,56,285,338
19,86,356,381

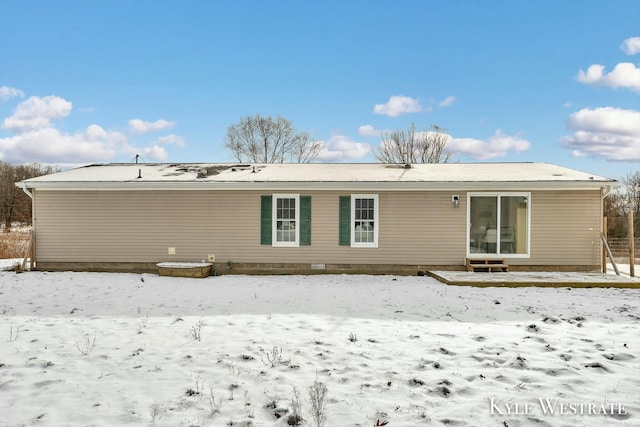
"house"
17,162,617,274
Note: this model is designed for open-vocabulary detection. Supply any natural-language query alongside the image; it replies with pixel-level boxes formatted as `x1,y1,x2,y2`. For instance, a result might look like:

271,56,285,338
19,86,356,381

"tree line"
604,171,640,239
0,162,57,231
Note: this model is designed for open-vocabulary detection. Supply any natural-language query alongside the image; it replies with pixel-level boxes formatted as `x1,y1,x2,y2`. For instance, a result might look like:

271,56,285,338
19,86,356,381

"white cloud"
621,36,640,55
565,106,640,136
0,125,171,164
358,125,389,137
373,95,424,117
3,96,72,132
317,134,371,161
85,124,108,140
0,127,122,164
138,145,169,161
155,134,186,147
438,96,456,107
0,93,179,165
0,86,25,101
446,130,530,160
560,107,640,162
577,63,640,92
128,118,175,134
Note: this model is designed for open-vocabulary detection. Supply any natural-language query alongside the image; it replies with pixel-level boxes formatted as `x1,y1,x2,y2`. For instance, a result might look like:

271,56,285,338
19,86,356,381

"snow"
1,271,638,426
432,270,639,285
157,262,213,268
0,259,21,271
20,162,614,186
608,262,638,277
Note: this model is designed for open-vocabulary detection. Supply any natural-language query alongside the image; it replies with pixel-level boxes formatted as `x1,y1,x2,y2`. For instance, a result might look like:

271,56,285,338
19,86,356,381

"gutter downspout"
21,182,33,199
20,183,35,270
601,185,613,274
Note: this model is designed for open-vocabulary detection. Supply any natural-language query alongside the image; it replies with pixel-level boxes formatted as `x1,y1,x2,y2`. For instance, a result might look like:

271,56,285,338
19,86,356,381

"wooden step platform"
466,258,509,272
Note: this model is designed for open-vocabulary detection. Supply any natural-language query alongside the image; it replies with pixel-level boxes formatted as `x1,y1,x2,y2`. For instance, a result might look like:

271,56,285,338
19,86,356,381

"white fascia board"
19,180,614,192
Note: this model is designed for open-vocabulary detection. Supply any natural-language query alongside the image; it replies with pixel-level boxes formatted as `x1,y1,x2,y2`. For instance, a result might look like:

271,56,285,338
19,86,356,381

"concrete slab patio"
428,270,640,288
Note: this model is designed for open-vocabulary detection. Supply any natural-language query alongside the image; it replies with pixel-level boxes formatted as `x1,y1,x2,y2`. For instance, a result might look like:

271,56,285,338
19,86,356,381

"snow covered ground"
1,268,638,427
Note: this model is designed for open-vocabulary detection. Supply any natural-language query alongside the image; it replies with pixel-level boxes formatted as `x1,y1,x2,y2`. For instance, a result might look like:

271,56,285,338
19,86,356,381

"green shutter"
300,196,311,246
260,195,272,245
339,196,351,246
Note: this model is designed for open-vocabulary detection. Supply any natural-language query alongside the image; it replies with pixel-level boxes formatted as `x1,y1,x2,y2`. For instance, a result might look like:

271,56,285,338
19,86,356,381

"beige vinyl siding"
33,188,602,268
34,190,467,265
35,190,262,263
525,190,602,266
377,191,467,264
329,191,467,264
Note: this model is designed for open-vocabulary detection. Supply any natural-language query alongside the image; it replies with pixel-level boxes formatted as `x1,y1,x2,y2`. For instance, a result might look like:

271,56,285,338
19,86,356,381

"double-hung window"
339,194,379,248
261,194,311,247
273,194,299,247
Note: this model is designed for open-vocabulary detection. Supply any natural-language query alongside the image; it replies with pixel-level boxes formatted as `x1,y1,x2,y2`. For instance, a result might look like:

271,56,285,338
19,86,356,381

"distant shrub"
287,386,303,426
308,379,328,427
260,346,284,368
190,319,205,341
75,333,96,356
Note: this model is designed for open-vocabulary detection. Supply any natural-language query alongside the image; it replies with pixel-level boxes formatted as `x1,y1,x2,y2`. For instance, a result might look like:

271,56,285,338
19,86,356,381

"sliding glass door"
468,193,530,257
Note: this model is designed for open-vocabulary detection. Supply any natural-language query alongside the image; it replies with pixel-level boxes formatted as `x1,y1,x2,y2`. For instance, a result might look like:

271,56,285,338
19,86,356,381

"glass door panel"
500,196,528,254
469,196,498,254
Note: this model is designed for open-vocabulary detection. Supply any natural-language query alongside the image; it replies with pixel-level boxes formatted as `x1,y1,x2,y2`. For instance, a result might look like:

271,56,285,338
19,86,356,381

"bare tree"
374,123,451,164
0,162,55,230
603,171,639,240
621,171,640,215
224,114,321,163
290,132,323,164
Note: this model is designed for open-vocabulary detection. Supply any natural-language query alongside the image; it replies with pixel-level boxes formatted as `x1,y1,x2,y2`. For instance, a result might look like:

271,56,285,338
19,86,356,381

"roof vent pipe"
138,169,142,179
252,166,256,173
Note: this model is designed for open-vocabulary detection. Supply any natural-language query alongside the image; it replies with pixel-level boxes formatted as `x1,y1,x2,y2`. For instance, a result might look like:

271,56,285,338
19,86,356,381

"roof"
18,162,617,191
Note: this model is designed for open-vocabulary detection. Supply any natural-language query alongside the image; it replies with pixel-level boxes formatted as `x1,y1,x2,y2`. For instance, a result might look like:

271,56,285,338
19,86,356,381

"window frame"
350,194,379,248
272,193,300,247
467,192,531,258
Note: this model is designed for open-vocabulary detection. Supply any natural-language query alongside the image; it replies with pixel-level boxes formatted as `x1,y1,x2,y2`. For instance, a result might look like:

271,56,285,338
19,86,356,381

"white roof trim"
22,180,612,192
17,162,617,192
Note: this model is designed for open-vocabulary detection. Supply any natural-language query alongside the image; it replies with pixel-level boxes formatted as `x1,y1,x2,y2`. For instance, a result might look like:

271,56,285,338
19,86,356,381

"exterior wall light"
452,195,460,208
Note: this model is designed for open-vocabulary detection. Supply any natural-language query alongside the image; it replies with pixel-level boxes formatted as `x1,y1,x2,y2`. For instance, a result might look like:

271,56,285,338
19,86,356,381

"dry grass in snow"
0,228,30,260
0,271,638,427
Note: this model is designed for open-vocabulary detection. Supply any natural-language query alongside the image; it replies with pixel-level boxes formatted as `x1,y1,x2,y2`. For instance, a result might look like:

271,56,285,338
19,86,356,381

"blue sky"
1,0,638,179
